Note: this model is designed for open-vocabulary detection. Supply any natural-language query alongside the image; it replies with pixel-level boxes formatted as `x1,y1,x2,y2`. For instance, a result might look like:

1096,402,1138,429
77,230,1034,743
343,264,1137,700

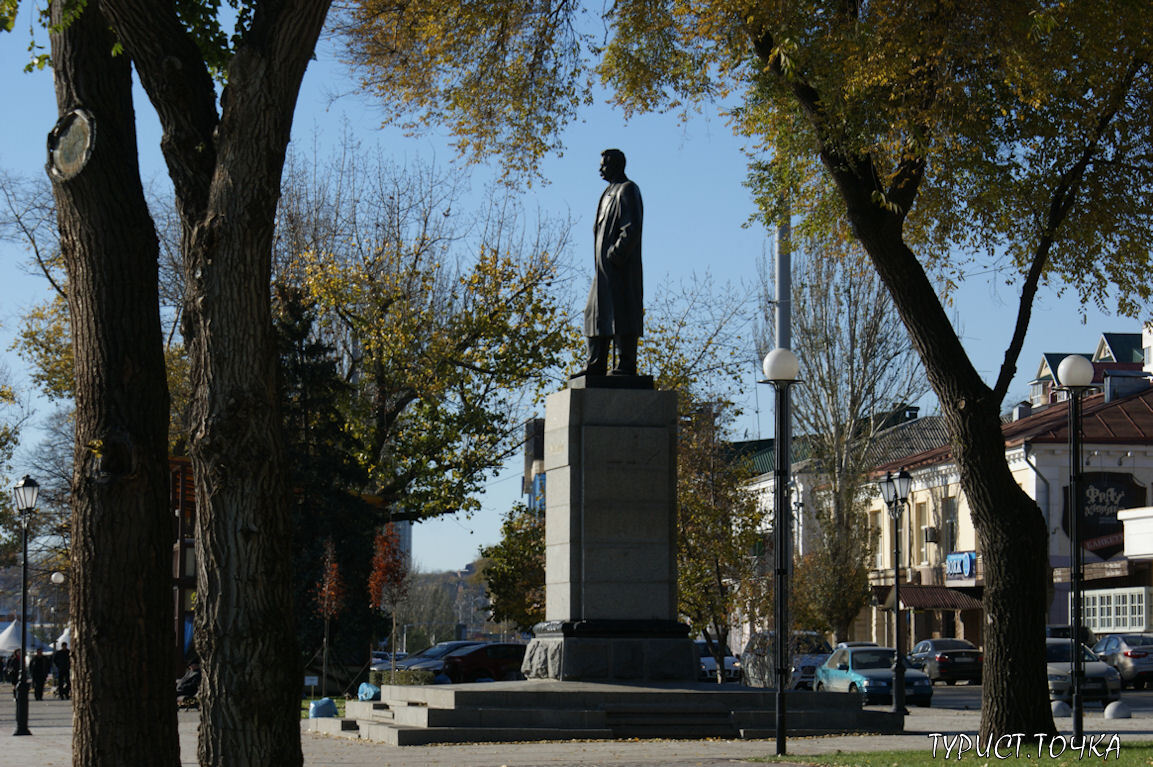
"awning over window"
882,584,982,611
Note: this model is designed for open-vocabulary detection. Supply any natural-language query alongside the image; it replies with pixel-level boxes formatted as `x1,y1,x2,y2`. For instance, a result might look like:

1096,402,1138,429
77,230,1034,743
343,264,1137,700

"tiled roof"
1100,333,1143,364
734,436,814,476
727,438,775,475
863,415,952,468
1016,387,1153,445
875,386,1153,473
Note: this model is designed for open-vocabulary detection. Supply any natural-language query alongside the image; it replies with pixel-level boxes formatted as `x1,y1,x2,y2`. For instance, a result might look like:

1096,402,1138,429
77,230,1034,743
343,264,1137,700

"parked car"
908,638,982,685
1046,624,1097,645
741,630,833,690
1045,638,1121,704
814,646,933,707
441,642,527,683
370,651,408,671
1092,633,1153,690
835,641,878,649
393,640,485,674
694,639,741,682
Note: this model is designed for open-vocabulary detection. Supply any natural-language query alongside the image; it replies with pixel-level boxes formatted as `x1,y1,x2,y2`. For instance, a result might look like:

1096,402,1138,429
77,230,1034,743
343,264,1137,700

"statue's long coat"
585,177,643,337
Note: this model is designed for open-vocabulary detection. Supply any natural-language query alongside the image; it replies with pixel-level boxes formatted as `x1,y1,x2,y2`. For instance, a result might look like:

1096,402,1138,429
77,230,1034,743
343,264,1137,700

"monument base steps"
302,680,904,746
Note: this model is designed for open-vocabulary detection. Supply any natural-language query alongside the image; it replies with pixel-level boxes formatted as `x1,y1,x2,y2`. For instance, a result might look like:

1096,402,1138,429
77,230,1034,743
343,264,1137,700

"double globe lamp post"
1056,353,1094,740
12,474,39,737
879,469,912,715
761,347,799,756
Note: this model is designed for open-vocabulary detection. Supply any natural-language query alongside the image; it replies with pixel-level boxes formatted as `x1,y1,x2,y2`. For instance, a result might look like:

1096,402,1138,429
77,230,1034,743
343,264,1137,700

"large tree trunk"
95,2,332,763
48,3,180,765
842,190,1056,739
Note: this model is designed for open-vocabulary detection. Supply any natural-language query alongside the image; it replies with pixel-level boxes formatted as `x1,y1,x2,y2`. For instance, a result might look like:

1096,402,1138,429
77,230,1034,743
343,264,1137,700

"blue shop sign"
945,551,976,580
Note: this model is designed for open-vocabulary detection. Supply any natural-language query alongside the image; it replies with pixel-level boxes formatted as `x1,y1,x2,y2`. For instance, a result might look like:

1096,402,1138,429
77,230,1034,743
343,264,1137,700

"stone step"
357,722,615,746
393,705,607,729
612,723,740,739
344,700,393,720
303,717,361,738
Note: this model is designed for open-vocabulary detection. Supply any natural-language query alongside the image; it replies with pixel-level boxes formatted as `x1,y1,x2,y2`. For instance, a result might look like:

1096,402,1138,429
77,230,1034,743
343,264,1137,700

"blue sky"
0,17,1132,573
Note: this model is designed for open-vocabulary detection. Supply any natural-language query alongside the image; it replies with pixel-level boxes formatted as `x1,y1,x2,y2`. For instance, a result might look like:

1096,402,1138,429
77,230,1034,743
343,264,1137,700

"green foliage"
12,296,73,402
345,0,1151,321
164,344,192,455
478,503,545,632
367,668,434,687
0,0,17,32
343,0,591,177
174,0,252,76
275,150,571,522
278,289,382,666
677,398,763,670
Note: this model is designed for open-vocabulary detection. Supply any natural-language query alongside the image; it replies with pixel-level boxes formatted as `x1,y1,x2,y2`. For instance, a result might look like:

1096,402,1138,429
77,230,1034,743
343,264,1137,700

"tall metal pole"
773,379,793,756
1069,387,1084,739
14,511,31,736
774,217,792,351
890,503,907,714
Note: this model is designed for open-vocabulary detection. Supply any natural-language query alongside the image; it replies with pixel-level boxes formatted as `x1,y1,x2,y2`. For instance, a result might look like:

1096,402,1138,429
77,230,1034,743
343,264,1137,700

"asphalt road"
897,681,1153,714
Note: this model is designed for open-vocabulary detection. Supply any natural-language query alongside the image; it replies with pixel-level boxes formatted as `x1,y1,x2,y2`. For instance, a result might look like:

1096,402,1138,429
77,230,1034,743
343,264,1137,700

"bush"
369,668,436,686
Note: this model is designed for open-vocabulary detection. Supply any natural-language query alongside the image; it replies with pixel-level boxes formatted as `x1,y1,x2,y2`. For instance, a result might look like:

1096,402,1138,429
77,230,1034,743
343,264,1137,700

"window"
1099,593,1113,631
942,497,958,553
871,512,883,568
1073,588,1152,632
914,502,928,564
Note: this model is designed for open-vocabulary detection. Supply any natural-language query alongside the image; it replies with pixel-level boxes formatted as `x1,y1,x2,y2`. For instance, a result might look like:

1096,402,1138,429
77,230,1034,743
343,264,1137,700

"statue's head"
600,149,627,181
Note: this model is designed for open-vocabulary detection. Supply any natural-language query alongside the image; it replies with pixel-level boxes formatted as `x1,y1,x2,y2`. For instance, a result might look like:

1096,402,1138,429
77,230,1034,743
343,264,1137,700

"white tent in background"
0,620,52,654
54,626,71,649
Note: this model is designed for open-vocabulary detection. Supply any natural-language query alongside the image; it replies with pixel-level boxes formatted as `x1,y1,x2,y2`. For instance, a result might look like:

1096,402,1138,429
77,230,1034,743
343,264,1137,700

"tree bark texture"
48,3,180,766
97,2,332,764
838,181,1057,739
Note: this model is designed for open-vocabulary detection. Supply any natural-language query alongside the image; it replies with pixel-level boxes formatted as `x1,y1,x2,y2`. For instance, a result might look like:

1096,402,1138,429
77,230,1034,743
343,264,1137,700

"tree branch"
993,57,1145,401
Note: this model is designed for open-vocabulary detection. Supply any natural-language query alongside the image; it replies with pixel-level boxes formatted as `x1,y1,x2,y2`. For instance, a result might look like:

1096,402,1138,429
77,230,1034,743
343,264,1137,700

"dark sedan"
442,642,527,683
908,638,982,685
394,640,485,673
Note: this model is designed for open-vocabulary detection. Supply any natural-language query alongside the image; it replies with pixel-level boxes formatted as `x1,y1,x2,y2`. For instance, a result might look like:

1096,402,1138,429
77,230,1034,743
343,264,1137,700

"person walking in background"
29,648,51,700
53,641,71,699
5,648,22,687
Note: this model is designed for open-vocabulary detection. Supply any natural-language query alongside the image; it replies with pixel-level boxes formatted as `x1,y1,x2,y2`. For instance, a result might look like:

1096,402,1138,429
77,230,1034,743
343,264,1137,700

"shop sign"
1063,472,1147,561
945,551,977,581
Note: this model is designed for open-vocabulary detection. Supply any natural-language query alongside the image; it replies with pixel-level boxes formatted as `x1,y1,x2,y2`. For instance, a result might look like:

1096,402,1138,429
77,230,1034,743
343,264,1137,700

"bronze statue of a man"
574,148,643,377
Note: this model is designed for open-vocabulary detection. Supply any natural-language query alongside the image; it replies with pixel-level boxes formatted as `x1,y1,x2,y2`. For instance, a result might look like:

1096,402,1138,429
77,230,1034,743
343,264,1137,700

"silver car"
1045,638,1121,704
741,630,832,690
1092,633,1153,689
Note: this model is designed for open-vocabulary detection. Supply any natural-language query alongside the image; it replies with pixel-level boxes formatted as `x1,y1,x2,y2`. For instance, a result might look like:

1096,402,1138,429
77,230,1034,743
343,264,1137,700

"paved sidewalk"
4,692,1153,766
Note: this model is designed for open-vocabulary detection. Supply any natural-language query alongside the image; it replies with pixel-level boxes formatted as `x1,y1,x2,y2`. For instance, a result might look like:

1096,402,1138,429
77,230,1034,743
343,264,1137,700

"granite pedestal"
522,384,696,681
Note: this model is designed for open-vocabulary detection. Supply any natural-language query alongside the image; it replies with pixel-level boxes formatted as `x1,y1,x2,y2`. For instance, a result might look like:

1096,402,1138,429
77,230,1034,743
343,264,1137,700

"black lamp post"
762,347,799,756
12,475,39,737
51,571,65,648
1057,353,1093,740
879,469,912,715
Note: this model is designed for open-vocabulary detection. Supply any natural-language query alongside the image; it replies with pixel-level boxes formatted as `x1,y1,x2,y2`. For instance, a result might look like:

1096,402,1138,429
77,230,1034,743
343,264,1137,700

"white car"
1045,638,1121,704
694,639,740,682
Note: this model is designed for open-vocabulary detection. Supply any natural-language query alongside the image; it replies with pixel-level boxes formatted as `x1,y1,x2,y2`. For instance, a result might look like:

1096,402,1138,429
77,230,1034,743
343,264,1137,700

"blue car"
814,646,933,707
